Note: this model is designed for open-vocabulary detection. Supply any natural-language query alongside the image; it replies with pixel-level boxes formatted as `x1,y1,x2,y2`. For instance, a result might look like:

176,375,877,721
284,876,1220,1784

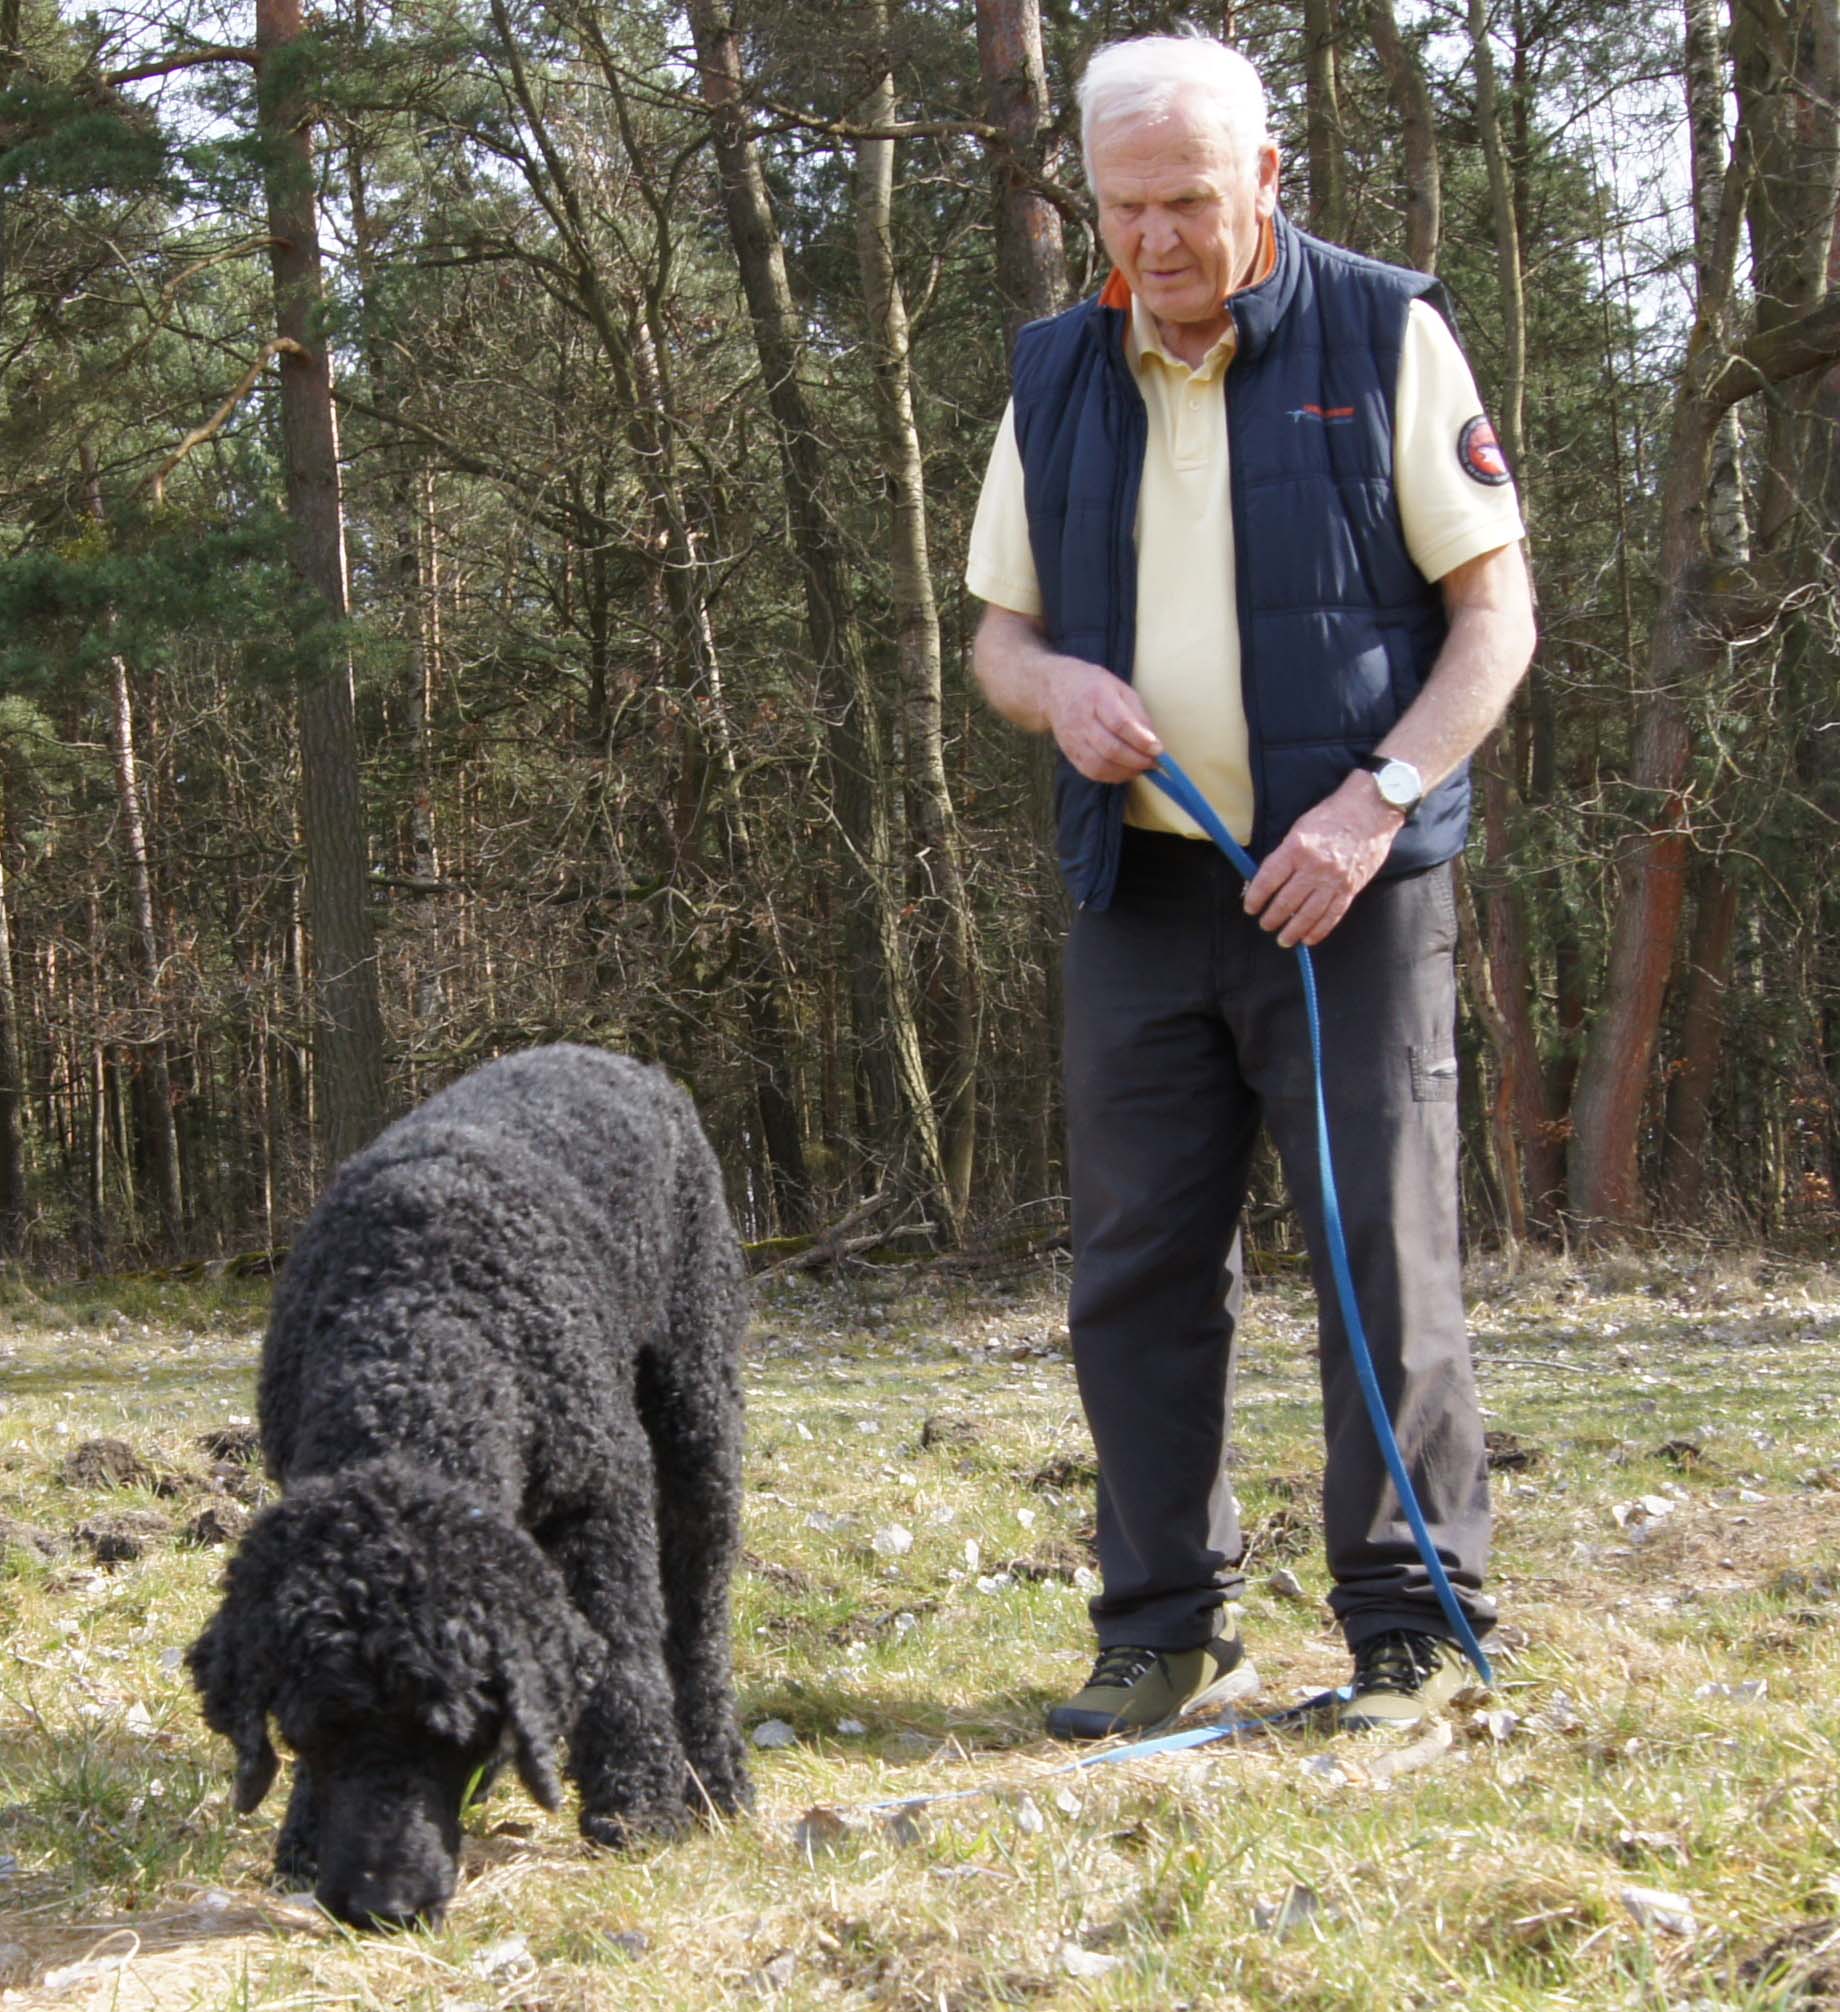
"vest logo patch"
1458,415,1510,485
1287,403,1355,424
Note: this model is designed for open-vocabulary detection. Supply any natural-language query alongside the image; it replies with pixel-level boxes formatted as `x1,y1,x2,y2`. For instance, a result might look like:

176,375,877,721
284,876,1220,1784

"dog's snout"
321,1868,449,1932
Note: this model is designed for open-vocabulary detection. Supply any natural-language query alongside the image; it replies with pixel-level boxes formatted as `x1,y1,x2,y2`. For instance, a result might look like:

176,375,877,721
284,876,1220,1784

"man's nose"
1142,209,1180,253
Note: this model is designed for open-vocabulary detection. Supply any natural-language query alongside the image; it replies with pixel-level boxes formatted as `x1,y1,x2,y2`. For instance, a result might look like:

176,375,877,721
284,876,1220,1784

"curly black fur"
188,1046,751,1929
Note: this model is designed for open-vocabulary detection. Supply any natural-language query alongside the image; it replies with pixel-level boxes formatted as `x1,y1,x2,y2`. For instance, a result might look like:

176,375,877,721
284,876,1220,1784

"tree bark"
1466,0,1527,478
625,302,814,1231
255,0,389,1177
1303,0,1347,244
974,0,1067,359
1658,860,1740,1220
105,654,185,1243
1565,0,1750,1225
79,451,185,1243
537,20,817,1230
1463,0,1557,1235
0,817,24,1254
1479,752,1563,1228
975,0,1071,1210
1453,858,1524,1243
685,0,960,1242
1368,0,1440,272
854,7,981,1226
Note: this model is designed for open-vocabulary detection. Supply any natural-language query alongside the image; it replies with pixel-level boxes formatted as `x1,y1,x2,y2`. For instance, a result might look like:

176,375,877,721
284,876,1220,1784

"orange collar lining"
1097,215,1279,317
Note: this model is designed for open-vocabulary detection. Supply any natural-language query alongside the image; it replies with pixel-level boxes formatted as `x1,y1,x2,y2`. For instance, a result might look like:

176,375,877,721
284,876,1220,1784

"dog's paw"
687,1756,752,1821
579,1802,692,1852
269,1846,318,1890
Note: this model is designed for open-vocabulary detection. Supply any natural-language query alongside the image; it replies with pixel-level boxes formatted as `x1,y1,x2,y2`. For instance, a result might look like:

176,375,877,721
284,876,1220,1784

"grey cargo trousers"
1064,826,1495,1652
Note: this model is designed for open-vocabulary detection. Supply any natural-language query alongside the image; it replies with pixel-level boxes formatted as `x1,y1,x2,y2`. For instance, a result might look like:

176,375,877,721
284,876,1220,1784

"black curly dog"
188,1046,751,1928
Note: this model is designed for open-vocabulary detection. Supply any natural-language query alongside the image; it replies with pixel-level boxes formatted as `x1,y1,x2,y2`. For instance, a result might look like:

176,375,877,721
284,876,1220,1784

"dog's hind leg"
548,1422,694,1846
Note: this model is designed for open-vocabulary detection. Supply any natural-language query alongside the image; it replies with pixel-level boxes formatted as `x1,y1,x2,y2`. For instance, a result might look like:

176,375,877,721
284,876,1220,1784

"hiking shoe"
1045,1617,1246,1741
1340,1629,1469,1731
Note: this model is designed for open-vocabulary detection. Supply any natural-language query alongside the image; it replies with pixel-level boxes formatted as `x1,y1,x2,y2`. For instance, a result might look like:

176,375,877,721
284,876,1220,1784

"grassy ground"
3,1250,1840,2009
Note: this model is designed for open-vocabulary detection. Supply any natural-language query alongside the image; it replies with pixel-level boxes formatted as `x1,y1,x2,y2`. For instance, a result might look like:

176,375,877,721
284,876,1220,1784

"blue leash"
1142,753,1492,1687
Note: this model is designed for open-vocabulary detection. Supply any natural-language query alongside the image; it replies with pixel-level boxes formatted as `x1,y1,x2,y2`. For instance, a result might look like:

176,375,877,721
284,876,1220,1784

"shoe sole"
1339,1680,1465,1734
1337,1702,1431,1733
1045,1654,1257,1743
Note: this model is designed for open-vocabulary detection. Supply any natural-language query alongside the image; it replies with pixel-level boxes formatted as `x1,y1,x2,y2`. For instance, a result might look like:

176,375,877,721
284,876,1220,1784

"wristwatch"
1358,754,1424,820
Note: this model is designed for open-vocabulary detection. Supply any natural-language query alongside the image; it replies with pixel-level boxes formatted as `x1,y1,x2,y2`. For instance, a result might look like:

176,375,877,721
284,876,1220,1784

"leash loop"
1142,753,1492,1686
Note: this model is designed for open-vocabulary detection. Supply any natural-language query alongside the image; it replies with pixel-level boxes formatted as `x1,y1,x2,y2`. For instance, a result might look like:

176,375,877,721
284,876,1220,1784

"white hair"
1078,35,1270,188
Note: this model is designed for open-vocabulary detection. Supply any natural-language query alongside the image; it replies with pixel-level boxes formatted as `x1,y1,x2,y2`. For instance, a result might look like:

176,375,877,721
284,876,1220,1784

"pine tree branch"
103,46,256,85
138,337,308,504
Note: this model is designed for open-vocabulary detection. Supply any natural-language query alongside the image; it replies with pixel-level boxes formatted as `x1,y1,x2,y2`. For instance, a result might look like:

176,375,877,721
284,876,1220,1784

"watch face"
1376,761,1421,810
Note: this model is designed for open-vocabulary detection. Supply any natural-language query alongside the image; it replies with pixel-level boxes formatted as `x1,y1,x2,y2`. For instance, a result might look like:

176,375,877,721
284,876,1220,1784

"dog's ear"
488,1562,603,1813
187,1598,281,1813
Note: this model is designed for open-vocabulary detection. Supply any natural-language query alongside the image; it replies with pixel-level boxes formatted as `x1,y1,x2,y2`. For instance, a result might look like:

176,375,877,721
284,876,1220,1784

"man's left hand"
1241,772,1402,948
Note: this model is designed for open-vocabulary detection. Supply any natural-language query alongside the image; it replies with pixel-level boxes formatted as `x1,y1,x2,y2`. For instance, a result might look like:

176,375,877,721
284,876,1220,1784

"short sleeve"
964,402,1044,618
1395,300,1526,583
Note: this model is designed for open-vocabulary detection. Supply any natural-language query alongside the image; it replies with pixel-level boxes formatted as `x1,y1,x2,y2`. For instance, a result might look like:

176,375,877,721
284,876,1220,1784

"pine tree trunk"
1480,753,1562,1227
626,304,814,1231
1567,392,1714,1227
685,0,959,1241
975,0,1071,1210
854,12,981,1226
476,8,818,1228
106,653,185,1242
974,0,1066,358
1303,0,1347,243
1461,0,1556,1236
1368,0,1440,272
1466,0,1527,477
1658,861,1740,1220
1571,0,1840,1227
0,828,24,1253
255,0,388,1177
79,451,185,1243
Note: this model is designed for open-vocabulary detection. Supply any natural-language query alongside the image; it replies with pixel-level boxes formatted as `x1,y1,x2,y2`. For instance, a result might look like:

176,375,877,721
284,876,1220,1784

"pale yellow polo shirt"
966,293,1526,843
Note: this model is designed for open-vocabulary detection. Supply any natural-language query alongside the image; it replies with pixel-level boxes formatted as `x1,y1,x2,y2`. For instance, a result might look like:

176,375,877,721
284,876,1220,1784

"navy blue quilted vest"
1013,213,1468,910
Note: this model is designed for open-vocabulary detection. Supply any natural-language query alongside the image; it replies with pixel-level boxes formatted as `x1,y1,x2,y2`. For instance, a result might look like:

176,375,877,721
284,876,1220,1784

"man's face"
1091,96,1280,348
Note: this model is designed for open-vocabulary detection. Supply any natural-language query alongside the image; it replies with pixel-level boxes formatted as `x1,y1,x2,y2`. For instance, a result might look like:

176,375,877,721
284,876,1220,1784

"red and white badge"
1458,415,1511,486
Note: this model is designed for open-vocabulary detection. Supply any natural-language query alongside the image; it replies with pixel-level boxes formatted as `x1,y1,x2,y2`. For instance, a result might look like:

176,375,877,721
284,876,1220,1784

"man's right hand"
972,604,1163,782
1044,660,1164,782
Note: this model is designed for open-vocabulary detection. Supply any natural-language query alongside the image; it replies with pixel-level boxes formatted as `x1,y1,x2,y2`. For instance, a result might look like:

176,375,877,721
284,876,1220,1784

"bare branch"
139,337,310,503
1706,290,1840,410
103,46,256,85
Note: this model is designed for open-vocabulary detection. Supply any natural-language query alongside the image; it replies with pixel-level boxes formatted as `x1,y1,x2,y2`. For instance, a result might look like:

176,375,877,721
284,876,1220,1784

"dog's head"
188,1462,601,1928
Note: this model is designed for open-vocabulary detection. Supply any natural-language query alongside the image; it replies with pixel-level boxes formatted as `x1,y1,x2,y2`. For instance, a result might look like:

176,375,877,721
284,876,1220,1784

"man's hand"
1244,542,1537,948
1044,661,1163,782
1242,771,1401,948
972,605,1162,782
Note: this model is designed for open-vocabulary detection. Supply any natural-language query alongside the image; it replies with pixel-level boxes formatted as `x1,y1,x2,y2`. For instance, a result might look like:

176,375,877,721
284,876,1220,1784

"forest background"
1,0,1837,1268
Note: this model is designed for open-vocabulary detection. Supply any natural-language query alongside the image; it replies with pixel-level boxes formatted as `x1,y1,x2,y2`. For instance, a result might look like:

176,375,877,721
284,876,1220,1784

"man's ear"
187,1598,281,1813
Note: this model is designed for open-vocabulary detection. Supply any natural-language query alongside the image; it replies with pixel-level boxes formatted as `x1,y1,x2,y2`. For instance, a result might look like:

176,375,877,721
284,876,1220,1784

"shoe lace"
1088,1644,1162,1690
1353,1630,1442,1695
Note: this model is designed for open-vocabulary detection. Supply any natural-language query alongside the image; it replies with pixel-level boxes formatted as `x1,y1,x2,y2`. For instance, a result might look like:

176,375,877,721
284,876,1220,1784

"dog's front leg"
548,1483,692,1846
272,1763,319,1887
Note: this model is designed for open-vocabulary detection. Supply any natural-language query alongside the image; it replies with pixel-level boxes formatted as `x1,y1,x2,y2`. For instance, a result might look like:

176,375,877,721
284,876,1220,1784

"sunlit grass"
3,1253,1839,2006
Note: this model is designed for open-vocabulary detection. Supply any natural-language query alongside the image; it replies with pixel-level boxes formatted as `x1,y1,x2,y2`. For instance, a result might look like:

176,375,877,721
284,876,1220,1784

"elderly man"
967,35,1535,1738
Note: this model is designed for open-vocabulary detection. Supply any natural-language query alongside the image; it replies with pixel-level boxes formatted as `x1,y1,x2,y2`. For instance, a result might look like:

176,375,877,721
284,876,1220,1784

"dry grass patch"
4,1259,1840,2008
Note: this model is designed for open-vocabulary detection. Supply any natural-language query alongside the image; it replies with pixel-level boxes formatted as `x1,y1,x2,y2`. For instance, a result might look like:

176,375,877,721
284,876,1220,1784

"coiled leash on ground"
1142,752,1493,1695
